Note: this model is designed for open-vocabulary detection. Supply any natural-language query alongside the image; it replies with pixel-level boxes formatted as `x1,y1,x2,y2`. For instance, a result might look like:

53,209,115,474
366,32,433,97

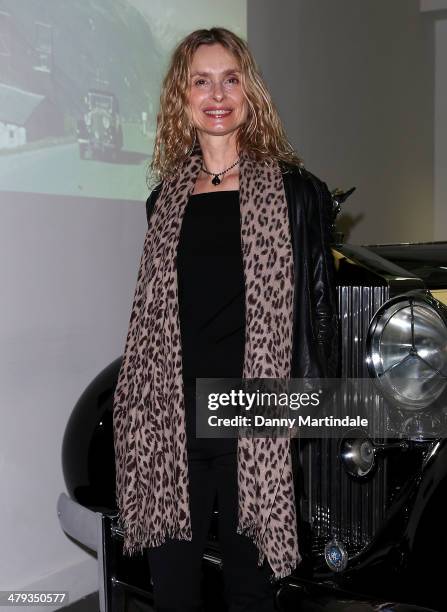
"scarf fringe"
116,502,192,556
271,556,301,581
236,518,302,580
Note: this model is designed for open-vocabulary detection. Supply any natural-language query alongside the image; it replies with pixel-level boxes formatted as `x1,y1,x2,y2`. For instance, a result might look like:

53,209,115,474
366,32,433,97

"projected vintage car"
57,187,447,612
76,89,124,162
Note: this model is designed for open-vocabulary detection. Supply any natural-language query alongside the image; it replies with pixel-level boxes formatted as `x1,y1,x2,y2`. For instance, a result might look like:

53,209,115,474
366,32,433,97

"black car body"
76,89,123,161
57,237,447,612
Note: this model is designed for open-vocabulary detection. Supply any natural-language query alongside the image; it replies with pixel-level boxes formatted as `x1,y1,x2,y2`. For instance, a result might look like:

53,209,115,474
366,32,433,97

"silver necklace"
201,157,240,185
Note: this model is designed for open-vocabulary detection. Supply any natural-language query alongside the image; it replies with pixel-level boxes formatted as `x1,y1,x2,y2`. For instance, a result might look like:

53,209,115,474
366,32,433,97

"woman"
113,27,338,612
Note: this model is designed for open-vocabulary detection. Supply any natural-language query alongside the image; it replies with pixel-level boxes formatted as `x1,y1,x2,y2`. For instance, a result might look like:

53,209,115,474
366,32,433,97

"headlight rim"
365,291,447,410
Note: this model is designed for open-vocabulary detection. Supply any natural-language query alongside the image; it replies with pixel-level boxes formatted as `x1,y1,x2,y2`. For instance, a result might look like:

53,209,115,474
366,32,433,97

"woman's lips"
203,109,232,120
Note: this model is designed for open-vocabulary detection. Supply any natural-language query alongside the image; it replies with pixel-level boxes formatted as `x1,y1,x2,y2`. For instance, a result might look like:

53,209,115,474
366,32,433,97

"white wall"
247,0,436,244
0,192,145,599
434,18,447,240
421,0,447,11
422,0,447,242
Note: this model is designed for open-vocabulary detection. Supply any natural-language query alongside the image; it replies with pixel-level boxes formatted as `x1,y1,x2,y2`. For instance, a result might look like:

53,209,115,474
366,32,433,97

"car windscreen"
88,94,113,112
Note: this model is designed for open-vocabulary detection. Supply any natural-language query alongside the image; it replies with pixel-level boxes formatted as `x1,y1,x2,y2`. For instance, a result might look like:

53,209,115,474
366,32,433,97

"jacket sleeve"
306,172,339,378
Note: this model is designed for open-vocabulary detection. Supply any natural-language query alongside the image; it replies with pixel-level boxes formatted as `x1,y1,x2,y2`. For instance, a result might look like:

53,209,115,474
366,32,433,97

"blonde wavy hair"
146,27,304,189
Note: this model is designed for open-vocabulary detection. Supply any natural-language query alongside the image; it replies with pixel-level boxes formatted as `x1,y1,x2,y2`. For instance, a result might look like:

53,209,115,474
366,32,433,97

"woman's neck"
192,168,239,195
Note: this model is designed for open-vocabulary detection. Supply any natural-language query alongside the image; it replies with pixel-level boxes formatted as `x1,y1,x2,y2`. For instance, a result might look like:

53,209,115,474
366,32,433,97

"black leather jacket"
281,164,339,379
145,164,339,381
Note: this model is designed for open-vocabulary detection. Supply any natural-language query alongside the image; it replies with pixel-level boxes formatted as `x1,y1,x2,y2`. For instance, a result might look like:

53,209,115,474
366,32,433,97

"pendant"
212,175,221,186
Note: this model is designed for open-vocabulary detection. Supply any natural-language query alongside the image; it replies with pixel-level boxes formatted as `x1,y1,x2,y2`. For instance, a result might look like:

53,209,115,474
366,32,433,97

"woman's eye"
193,77,239,87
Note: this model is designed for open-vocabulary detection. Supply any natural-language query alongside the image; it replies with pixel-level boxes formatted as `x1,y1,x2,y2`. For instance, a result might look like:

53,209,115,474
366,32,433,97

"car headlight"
366,294,447,410
102,116,110,129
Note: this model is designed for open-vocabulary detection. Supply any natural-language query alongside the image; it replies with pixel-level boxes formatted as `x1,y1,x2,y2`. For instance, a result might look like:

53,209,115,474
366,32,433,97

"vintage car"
76,89,123,161
57,187,447,612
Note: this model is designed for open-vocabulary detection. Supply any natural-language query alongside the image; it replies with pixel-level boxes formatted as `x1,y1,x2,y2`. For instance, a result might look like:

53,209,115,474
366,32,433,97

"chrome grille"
300,285,390,558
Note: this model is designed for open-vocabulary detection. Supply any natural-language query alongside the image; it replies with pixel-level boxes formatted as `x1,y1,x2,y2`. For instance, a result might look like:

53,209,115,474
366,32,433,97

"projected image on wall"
0,0,246,201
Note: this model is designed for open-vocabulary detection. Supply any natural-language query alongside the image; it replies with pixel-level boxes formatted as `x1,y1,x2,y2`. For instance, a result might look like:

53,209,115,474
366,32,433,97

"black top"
177,190,245,385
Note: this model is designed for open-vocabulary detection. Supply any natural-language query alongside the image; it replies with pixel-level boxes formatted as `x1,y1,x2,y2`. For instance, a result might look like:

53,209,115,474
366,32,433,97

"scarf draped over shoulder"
113,147,301,579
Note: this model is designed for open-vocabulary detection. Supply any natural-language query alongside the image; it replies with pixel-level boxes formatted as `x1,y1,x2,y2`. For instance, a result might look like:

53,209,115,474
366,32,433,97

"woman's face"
186,43,248,139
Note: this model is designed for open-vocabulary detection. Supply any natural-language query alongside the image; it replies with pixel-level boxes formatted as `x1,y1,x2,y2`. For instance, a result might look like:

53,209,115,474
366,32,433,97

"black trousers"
146,389,276,612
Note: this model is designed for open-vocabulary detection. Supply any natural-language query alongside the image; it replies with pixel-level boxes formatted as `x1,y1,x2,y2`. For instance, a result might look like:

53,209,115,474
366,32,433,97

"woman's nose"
211,81,224,100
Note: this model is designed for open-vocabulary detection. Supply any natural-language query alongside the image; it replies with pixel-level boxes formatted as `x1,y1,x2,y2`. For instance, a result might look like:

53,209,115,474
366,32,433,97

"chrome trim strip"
57,492,98,552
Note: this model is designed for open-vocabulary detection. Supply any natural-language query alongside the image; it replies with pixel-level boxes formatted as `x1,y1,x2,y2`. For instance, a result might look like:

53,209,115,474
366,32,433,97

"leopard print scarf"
113,147,301,579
